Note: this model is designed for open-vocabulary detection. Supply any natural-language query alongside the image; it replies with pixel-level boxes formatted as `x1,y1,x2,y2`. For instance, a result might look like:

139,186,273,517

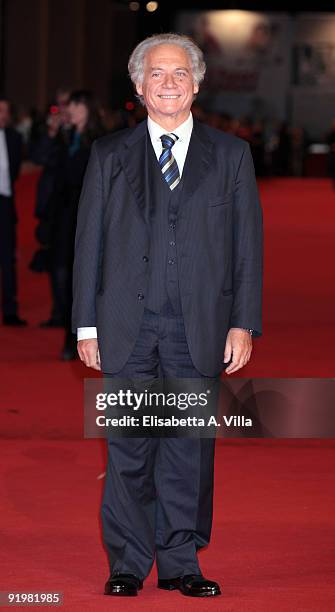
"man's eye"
152,72,162,78
176,72,186,78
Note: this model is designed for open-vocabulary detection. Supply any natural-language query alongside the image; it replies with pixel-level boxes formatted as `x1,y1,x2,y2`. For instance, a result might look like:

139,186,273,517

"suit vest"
145,140,183,315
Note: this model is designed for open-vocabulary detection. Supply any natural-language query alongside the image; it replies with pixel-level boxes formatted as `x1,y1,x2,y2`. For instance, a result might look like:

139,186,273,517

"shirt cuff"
77,327,98,341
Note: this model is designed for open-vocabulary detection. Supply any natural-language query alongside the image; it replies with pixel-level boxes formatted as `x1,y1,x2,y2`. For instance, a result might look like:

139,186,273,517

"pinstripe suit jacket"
72,118,263,376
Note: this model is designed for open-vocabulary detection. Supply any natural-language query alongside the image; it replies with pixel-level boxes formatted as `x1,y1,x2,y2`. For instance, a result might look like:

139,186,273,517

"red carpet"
259,177,335,377
1,439,335,611
1,172,335,609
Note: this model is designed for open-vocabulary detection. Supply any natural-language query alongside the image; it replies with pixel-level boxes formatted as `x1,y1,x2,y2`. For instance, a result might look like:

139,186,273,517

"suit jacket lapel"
118,120,149,223
118,118,213,222
179,119,213,209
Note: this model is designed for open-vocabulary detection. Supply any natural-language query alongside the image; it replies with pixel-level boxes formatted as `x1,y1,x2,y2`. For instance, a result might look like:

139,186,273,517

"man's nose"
162,74,177,88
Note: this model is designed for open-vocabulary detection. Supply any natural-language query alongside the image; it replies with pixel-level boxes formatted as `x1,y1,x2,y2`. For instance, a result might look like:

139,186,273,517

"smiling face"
136,44,199,129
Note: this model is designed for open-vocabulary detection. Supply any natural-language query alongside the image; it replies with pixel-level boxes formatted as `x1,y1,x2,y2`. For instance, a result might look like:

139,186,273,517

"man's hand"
223,328,252,375
77,339,101,371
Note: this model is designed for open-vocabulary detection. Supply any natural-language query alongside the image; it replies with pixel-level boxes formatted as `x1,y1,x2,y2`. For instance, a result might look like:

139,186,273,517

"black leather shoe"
104,573,143,596
158,574,221,597
3,315,27,326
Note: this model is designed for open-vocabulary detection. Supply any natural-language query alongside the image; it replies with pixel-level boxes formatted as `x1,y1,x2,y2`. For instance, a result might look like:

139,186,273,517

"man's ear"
193,83,199,95
136,82,143,96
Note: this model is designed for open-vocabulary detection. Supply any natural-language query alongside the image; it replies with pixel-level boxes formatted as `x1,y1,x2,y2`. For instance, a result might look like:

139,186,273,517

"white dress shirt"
77,113,194,341
0,129,12,197
147,111,193,175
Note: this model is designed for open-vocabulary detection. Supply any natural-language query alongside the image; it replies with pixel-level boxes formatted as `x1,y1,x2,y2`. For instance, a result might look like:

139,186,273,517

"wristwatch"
244,329,254,336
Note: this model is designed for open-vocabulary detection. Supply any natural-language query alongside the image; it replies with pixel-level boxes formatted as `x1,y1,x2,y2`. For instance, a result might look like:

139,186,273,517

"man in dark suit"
72,34,262,598
0,96,26,326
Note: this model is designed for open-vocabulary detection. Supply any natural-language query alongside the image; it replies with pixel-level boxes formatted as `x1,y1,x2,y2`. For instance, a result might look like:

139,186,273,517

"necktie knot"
159,132,180,191
160,133,178,150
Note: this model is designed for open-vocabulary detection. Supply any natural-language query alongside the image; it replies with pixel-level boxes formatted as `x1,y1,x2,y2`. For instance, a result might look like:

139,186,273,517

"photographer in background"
30,89,72,328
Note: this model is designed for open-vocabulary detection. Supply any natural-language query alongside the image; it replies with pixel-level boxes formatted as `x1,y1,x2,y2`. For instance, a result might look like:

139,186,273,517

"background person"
50,90,104,359
30,93,72,327
0,95,25,327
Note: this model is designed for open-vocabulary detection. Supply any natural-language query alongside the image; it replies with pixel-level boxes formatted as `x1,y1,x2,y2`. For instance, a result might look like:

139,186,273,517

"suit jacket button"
142,256,149,262
138,293,144,300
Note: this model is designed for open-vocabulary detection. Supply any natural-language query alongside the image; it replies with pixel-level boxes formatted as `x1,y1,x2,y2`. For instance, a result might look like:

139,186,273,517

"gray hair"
128,33,206,88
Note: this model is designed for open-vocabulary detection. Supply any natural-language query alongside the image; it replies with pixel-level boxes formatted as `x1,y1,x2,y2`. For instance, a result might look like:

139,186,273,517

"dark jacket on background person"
5,127,22,189
30,130,65,221
50,131,93,268
0,128,22,318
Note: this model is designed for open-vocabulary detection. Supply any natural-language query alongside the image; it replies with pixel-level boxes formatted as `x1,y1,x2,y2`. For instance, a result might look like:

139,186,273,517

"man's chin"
154,104,185,116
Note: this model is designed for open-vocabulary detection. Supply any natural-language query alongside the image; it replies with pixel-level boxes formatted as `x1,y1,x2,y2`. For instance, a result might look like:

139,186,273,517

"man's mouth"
157,95,181,99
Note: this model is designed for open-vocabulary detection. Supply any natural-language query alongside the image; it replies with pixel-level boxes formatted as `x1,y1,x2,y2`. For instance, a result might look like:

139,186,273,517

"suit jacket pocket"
208,195,232,207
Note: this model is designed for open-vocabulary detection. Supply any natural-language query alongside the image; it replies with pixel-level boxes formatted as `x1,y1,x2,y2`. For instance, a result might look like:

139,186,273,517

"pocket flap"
208,194,233,207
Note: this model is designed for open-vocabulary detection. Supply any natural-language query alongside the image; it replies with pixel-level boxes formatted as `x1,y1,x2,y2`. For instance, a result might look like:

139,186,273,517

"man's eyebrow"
149,66,190,71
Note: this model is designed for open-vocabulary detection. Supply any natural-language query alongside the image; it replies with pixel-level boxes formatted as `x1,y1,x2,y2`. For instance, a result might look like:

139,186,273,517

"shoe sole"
158,585,221,597
104,592,138,596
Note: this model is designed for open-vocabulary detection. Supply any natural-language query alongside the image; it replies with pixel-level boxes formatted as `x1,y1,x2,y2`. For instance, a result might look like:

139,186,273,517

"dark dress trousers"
72,118,263,579
0,128,22,317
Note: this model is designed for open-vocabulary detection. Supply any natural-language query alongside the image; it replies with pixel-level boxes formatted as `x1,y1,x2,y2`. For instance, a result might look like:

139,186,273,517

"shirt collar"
147,112,193,144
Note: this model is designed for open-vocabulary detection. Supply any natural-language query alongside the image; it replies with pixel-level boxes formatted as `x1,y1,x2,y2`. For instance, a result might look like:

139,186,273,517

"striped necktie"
159,133,181,191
